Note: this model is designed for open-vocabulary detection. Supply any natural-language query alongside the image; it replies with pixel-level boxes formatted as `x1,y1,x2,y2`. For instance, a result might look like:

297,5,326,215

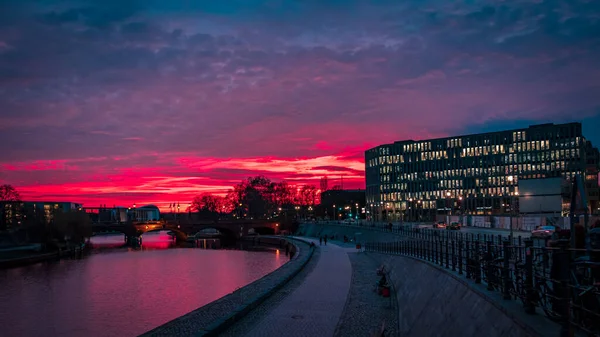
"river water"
0,231,286,337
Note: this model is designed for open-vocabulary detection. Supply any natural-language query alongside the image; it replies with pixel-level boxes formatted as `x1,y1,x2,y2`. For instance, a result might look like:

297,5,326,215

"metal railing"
364,237,600,337
307,220,528,244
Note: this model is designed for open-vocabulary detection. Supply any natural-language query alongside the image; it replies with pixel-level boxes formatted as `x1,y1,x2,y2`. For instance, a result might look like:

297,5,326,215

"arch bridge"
91,219,281,241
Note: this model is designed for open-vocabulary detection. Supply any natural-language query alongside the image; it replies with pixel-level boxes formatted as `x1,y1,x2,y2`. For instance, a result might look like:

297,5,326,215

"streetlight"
332,204,335,221
445,192,451,221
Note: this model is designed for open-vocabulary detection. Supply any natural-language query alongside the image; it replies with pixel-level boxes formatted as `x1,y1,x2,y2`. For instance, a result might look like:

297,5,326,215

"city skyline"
2,0,600,209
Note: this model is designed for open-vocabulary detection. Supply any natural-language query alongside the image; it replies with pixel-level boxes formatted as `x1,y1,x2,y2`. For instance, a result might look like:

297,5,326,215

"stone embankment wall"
369,254,551,337
298,222,404,243
239,236,298,256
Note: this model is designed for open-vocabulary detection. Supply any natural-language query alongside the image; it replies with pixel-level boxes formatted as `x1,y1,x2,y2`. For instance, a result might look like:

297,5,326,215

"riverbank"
0,244,88,269
0,250,59,269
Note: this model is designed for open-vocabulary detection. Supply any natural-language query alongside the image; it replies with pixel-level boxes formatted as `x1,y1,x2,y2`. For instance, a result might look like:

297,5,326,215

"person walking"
319,236,323,245
324,236,327,245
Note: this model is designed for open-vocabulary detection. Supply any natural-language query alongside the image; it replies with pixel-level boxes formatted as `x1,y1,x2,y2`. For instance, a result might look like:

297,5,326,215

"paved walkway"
237,237,353,337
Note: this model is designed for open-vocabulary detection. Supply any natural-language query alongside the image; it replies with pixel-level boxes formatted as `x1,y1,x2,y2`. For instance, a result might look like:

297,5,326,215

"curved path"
234,237,353,337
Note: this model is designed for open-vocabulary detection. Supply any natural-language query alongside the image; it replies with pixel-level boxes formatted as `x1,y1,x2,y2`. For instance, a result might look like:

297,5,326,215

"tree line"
190,176,319,219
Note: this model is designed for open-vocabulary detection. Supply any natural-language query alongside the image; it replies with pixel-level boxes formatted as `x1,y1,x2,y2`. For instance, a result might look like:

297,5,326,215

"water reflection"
90,230,176,250
0,239,285,337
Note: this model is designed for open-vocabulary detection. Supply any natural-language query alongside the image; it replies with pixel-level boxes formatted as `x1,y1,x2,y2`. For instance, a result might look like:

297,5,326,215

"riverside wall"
369,253,559,337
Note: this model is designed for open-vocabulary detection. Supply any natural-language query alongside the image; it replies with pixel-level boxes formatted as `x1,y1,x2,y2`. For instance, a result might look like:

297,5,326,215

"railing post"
436,237,444,266
466,239,471,279
474,240,481,284
556,240,572,337
458,239,463,275
452,240,456,272
523,239,535,314
445,237,450,269
427,236,431,262
487,241,495,291
502,240,511,300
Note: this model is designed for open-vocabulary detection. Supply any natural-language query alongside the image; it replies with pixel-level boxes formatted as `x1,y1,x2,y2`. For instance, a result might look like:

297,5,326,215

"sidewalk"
236,238,353,337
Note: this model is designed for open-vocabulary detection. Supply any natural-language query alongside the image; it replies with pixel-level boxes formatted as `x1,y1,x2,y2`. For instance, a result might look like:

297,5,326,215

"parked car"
531,225,556,238
447,222,461,230
434,221,446,228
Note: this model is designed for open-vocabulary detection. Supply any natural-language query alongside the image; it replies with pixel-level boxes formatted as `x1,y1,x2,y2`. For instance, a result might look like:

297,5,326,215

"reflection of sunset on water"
90,231,176,250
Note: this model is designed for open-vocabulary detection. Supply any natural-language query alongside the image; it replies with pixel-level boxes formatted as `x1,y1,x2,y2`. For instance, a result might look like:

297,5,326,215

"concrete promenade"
235,237,353,337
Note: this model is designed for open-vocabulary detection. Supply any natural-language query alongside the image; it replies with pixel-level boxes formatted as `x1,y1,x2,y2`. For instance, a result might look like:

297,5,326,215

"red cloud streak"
3,153,366,211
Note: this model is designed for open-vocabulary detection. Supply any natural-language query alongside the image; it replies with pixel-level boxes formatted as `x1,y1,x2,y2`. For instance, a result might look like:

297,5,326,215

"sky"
1,0,599,210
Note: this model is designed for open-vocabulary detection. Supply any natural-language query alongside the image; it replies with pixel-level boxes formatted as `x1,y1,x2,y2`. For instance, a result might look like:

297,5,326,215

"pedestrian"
324,236,327,245
285,243,289,256
319,236,322,245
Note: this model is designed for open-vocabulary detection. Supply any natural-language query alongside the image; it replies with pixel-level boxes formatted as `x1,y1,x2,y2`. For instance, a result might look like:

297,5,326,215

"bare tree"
191,193,225,213
0,184,21,201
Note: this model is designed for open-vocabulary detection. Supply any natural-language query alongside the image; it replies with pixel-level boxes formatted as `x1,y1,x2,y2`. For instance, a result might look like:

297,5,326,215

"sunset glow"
1,0,600,210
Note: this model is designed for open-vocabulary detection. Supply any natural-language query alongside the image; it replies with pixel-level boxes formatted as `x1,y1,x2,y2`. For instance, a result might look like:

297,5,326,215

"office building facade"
365,122,600,221
1,201,83,230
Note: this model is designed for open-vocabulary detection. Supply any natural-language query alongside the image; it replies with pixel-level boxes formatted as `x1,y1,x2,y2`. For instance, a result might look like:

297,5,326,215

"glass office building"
365,122,600,221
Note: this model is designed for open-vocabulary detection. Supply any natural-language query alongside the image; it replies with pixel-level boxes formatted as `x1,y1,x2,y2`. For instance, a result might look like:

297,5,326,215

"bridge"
91,219,281,241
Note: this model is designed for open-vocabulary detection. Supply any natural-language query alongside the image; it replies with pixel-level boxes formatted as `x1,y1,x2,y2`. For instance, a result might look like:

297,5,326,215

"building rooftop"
369,122,582,148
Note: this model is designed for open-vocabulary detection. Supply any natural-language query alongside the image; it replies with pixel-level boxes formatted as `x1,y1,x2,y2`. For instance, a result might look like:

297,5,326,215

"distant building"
134,205,160,222
320,189,366,220
0,201,82,230
365,122,600,221
83,204,160,223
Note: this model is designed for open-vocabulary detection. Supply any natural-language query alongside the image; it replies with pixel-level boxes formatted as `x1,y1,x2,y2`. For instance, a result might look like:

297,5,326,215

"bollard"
523,239,535,314
502,240,511,300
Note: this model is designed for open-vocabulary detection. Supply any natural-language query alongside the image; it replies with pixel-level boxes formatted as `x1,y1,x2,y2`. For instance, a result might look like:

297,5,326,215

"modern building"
1,201,83,230
84,204,160,223
320,189,366,220
365,122,600,221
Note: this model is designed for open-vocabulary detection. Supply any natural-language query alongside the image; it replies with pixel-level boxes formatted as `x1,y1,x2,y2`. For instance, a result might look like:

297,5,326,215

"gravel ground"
141,238,313,337
334,252,399,337
218,247,322,337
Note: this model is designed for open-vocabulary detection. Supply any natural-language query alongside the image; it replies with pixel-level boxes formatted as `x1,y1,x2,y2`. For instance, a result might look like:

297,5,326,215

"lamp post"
446,192,451,223
408,198,413,222
458,196,464,224
508,175,516,241
332,204,335,221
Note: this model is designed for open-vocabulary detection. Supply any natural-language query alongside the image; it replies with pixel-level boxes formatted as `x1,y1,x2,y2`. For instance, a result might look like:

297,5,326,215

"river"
0,231,286,337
